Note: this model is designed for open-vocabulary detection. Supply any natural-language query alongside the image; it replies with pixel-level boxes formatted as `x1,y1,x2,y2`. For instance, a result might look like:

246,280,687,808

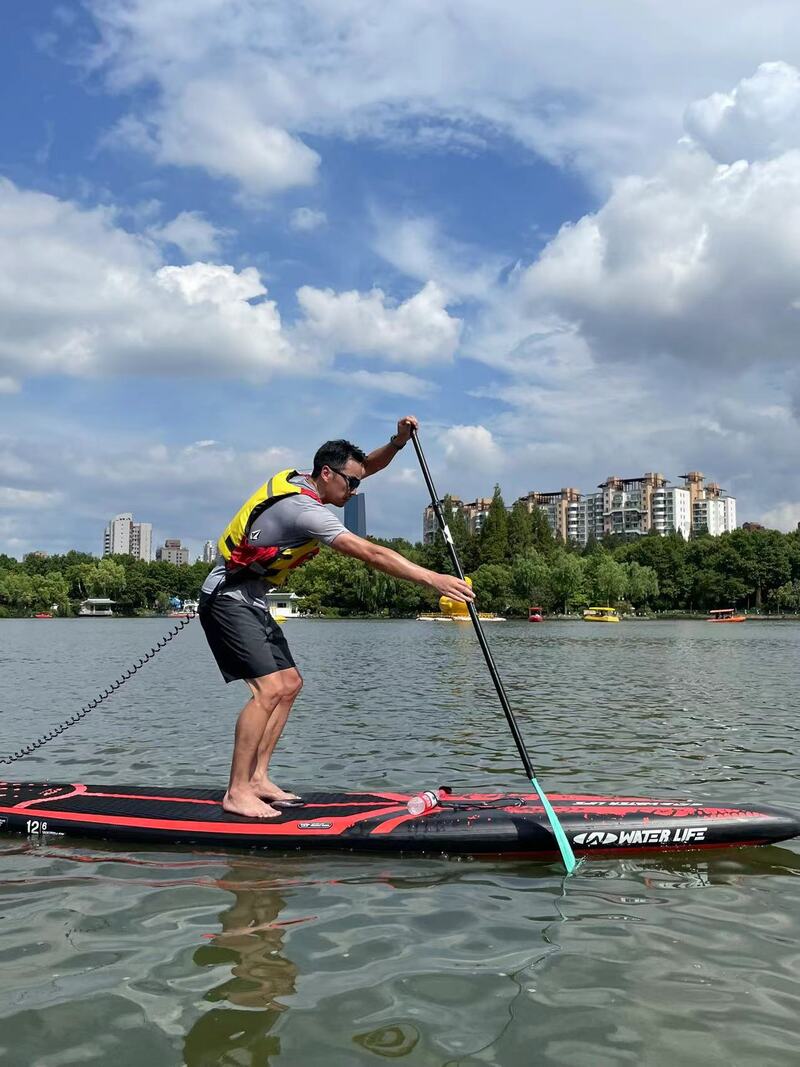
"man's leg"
249,668,303,801
224,671,296,818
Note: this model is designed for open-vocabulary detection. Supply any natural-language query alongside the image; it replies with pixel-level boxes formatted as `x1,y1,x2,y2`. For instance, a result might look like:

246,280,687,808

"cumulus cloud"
757,501,800,532
0,179,301,382
440,425,502,472
290,207,327,232
148,210,230,257
685,61,800,164
514,138,800,371
111,80,320,195
84,0,797,192
0,179,457,385
296,281,461,364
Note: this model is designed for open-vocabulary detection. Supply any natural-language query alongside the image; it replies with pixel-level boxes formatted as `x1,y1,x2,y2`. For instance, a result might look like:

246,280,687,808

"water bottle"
407,790,440,815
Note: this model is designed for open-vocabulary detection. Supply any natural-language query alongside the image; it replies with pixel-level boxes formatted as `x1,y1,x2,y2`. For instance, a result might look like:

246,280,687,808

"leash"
0,612,196,766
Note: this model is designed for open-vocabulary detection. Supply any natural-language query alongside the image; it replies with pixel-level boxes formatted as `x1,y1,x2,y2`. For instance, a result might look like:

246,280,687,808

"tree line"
1,487,799,617
0,550,211,617
287,488,800,616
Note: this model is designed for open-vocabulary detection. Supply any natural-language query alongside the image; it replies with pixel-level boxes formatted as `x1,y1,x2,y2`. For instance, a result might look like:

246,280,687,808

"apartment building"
202,540,216,564
156,538,190,565
566,494,605,544
599,472,667,537
427,469,736,548
103,513,152,561
422,496,492,543
517,488,580,541
681,472,737,536
651,486,692,540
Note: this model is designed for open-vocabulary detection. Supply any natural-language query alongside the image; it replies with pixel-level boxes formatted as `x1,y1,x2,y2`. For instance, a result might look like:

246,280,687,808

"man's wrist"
389,433,406,451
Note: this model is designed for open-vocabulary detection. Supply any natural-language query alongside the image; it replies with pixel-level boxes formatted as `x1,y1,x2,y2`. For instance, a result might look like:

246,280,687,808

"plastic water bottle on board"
407,790,440,815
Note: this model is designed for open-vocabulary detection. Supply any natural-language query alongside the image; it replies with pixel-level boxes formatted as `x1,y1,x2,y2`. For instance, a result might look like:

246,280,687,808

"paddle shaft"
410,430,536,780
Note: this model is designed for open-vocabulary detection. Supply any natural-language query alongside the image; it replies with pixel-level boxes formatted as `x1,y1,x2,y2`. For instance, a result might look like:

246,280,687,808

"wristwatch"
389,433,406,450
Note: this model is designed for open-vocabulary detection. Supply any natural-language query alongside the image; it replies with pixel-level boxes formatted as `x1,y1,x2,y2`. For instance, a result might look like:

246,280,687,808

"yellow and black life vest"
218,469,322,587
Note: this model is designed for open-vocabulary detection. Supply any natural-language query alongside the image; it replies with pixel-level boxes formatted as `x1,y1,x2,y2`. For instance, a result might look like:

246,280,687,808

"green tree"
624,561,659,610
479,485,508,565
510,551,551,613
471,563,513,613
586,550,628,606
547,552,587,614
506,501,532,562
530,507,557,556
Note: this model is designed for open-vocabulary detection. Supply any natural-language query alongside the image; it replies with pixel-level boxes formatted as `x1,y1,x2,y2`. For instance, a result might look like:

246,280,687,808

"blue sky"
2,1,800,558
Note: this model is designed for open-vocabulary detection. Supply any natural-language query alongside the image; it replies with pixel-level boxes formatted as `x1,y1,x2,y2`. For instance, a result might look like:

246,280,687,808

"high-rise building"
598,473,667,538
344,494,367,538
681,473,737,536
566,494,604,544
202,540,216,564
423,497,492,543
103,513,152,561
517,488,581,541
650,486,692,539
156,538,190,565
426,468,736,548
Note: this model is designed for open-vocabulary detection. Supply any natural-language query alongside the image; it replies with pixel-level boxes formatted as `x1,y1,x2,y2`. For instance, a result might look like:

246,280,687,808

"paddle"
410,429,578,874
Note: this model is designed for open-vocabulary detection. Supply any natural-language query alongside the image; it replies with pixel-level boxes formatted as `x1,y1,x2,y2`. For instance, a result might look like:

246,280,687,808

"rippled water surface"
1,618,798,1066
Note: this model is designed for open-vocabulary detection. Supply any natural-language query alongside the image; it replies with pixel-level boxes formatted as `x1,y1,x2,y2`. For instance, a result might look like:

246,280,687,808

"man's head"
311,439,367,507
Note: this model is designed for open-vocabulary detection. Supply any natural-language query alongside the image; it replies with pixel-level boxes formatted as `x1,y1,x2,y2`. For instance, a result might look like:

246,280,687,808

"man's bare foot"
249,778,301,803
222,788,281,819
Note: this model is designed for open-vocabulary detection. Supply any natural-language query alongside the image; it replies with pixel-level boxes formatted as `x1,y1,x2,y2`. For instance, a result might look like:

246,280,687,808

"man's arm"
363,415,418,478
331,531,474,602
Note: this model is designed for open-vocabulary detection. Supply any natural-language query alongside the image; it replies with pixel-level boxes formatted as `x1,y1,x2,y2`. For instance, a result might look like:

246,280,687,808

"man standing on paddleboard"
199,416,474,819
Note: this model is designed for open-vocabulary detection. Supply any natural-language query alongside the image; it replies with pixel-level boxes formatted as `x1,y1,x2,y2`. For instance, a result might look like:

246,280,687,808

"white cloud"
372,214,503,300
514,140,800,370
111,80,320,195
0,487,62,509
148,210,230,257
296,281,461,364
757,501,800,532
0,179,302,382
0,178,458,384
440,425,501,473
344,369,436,397
85,0,800,192
685,61,800,163
290,207,327,232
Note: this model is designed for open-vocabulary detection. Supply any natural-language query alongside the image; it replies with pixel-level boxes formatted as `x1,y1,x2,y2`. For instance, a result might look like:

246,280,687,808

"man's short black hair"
312,439,367,477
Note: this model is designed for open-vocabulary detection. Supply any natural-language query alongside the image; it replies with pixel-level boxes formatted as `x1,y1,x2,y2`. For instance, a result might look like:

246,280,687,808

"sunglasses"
327,466,361,492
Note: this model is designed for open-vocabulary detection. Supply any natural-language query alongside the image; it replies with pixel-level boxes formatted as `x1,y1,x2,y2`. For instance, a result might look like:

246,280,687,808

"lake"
1,618,798,1066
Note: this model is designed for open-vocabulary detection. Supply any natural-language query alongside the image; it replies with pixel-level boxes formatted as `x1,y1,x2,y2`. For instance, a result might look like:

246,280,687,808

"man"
199,416,474,819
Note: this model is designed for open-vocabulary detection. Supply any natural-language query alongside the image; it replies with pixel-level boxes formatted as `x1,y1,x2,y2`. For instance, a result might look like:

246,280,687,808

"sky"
2,1,800,559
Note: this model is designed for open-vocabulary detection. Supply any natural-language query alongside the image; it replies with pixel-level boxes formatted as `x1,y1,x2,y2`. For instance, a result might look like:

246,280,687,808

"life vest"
218,469,322,587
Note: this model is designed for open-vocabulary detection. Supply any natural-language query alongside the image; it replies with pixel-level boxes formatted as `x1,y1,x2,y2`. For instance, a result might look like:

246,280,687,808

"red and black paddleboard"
1,782,798,858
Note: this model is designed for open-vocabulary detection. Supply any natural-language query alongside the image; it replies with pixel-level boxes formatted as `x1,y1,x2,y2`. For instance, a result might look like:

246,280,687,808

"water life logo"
297,821,332,830
573,831,619,847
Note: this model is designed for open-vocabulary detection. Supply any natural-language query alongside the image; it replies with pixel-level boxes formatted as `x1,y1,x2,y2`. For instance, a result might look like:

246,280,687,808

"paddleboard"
1,781,798,858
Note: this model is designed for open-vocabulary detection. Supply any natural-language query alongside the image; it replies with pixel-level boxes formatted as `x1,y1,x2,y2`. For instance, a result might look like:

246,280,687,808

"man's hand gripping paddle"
410,429,578,874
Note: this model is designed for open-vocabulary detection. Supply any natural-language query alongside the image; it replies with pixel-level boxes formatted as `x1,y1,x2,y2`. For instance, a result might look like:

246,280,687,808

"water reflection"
184,860,300,1066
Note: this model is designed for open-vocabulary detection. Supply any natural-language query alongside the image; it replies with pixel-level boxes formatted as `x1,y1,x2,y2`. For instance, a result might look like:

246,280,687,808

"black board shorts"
199,592,296,683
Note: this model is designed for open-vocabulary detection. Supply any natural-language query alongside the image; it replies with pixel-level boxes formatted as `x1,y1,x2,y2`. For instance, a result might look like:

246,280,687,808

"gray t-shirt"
201,473,347,609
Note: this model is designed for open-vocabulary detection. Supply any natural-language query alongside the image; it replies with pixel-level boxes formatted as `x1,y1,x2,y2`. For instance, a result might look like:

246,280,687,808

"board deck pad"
1,782,798,858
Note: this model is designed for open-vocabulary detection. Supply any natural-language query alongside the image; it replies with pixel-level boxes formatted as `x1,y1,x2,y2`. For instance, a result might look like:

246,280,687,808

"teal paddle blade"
530,776,578,874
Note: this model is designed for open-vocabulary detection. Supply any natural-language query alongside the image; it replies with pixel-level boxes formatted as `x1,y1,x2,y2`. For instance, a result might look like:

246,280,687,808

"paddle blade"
530,776,578,874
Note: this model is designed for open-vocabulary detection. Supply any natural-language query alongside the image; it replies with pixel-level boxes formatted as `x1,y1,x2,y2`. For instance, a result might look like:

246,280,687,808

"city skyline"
3,8,800,558
423,469,737,546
